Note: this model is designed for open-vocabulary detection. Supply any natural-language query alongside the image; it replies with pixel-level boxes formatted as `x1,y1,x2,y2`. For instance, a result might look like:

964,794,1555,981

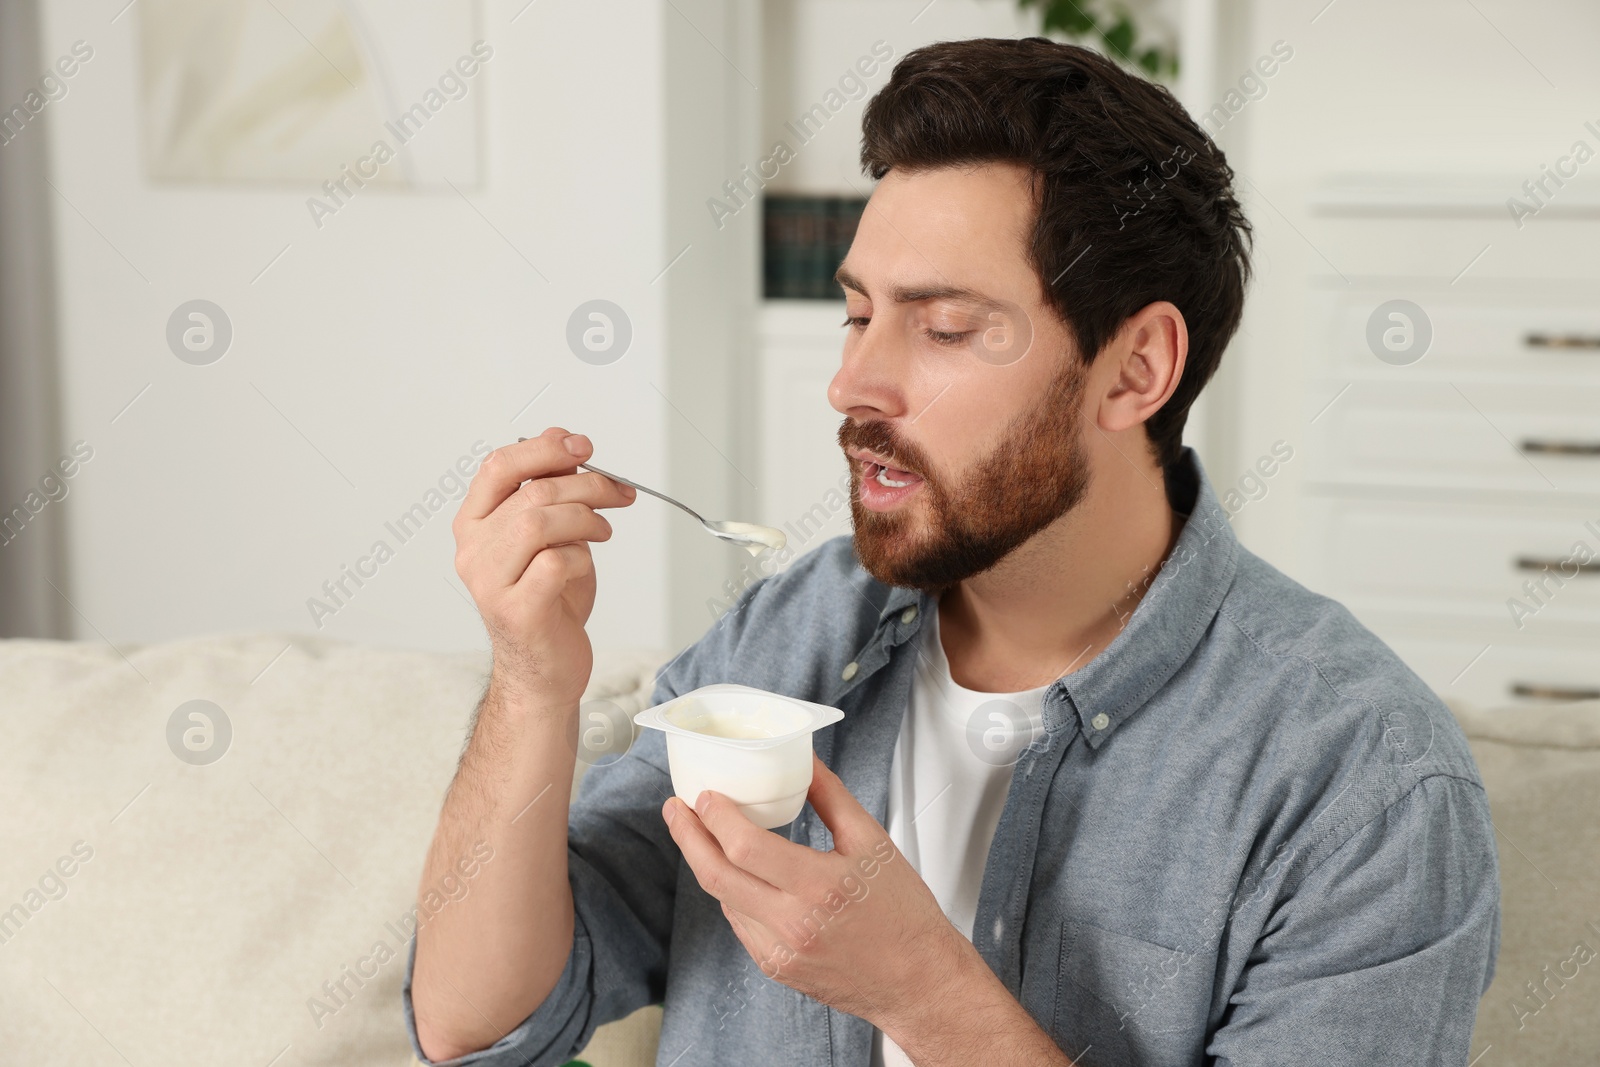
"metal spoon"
579,461,787,557
515,439,786,556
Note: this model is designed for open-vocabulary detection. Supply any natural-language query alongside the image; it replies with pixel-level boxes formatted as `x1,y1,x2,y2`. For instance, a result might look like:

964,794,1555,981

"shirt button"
1091,713,1110,730
841,661,859,681
900,605,918,624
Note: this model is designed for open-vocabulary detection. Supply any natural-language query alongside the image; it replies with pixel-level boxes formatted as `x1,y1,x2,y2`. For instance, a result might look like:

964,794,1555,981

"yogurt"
635,684,844,828
707,521,788,557
665,697,808,739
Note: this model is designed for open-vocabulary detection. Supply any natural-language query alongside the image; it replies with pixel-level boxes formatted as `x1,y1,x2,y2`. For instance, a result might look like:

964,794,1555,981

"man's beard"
839,358,1092,594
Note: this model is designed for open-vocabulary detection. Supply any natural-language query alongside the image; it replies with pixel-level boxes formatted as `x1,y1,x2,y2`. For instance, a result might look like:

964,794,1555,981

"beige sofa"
0,634,1594,1065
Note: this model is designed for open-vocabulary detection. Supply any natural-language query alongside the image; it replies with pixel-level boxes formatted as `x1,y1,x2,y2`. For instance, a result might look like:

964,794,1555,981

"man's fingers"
513,542,593,598
459,428,587,522
473,502,613,589
495,470,636,519
693,790,821,893
805,753,880,856
664,797,786,916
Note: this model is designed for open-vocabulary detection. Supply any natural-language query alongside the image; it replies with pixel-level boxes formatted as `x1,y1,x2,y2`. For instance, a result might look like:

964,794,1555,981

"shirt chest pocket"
1044,920,1215,1067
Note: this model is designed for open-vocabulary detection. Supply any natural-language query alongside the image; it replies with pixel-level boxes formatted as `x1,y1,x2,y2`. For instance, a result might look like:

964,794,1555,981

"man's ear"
1094,301,1188,434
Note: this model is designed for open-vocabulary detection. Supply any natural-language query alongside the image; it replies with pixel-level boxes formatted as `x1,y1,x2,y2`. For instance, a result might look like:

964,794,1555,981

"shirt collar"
868,447,1238,748
1058,447,1238,747
878,584,922,625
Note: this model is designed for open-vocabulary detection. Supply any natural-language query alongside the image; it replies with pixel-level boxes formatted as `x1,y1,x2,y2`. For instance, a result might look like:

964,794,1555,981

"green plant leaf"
1101,16,1136,59
1018,0,1180,83
1046,0,1098,36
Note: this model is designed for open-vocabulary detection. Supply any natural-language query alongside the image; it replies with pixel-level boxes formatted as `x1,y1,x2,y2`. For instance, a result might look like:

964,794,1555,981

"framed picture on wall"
137,0,483,188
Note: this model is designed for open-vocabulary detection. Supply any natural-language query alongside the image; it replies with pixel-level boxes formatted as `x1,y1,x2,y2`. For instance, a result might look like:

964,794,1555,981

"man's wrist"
881,938,1071,1067
878,936,1004,1058
480,668,579,732
485,660,563,711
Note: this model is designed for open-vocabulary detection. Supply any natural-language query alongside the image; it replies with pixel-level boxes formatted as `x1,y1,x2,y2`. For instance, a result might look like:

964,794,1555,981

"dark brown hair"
859,37,1252,469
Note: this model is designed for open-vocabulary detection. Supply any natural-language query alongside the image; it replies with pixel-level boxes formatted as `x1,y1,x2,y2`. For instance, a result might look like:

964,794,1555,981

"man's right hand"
453,426,637,709
414,426,638,1063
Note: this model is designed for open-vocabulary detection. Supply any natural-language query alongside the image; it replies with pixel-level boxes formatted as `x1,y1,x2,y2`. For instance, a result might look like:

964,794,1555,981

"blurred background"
3,0,1598,708
2,2,1599,1065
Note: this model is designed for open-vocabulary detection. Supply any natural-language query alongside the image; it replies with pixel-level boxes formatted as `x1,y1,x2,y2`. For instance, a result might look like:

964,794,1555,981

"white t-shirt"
871,600,1049,1067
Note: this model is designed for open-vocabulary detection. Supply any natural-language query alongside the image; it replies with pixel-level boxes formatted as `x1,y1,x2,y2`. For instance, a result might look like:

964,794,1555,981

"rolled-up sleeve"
1207,772,1501,1067
402,579,770,1067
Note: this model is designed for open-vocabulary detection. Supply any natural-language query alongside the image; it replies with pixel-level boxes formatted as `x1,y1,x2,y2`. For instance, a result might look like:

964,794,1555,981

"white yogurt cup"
634,683,845,829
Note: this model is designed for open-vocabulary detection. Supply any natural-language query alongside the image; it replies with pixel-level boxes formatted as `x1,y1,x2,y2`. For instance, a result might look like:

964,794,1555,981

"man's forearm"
411,680,580,1062
884,942,1077,1067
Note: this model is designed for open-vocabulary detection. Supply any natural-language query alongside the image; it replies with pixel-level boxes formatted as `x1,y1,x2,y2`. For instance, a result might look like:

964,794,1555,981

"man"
406,37,1499,1067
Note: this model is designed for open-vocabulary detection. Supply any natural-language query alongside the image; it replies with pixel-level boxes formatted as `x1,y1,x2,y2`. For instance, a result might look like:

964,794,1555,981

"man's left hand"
661,752,975,1031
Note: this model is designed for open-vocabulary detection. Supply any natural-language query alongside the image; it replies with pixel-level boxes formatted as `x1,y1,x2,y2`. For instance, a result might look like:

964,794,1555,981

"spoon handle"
517,438,710,526
579,461,706,524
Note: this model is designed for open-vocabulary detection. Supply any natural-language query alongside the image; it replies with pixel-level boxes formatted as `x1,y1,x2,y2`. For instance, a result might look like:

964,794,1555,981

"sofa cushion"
1449,698,1600,1064
0,634,665,1067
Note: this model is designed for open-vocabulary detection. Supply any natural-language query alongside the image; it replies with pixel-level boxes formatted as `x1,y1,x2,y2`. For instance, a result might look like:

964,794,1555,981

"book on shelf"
763,195,868,300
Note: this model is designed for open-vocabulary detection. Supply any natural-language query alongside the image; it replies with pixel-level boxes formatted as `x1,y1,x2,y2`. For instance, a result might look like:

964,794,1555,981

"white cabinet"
1297,186,1600,707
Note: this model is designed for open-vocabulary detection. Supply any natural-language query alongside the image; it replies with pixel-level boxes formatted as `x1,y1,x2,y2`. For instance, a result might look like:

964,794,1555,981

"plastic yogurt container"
633,683,845,829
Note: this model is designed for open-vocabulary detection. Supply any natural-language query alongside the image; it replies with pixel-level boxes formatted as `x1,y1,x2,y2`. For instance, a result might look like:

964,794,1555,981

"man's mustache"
838,420,929,478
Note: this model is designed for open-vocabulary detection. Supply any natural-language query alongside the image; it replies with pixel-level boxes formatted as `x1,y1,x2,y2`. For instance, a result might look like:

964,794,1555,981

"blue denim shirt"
404,448,1500,1066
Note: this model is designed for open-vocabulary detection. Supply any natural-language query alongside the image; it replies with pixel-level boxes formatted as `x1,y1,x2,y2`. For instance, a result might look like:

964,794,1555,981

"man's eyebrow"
834,266,1006,312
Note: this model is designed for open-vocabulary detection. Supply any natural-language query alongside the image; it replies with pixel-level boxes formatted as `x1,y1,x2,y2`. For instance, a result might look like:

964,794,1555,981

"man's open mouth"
864,461,921,488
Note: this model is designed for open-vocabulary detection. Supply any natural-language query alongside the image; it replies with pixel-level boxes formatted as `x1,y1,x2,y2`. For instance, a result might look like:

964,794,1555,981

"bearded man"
407,36,1499,1067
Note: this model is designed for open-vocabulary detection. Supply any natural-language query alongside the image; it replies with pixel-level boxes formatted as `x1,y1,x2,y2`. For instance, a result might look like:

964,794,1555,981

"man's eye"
926,329,969,346
841,316,869,330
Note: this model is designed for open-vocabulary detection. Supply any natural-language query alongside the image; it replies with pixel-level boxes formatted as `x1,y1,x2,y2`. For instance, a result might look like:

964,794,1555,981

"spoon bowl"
701,519,788,555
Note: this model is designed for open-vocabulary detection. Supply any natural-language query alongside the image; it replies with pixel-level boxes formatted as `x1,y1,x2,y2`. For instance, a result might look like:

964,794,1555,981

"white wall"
761,0,1038,196
662,0,765,648
37,0,758,655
